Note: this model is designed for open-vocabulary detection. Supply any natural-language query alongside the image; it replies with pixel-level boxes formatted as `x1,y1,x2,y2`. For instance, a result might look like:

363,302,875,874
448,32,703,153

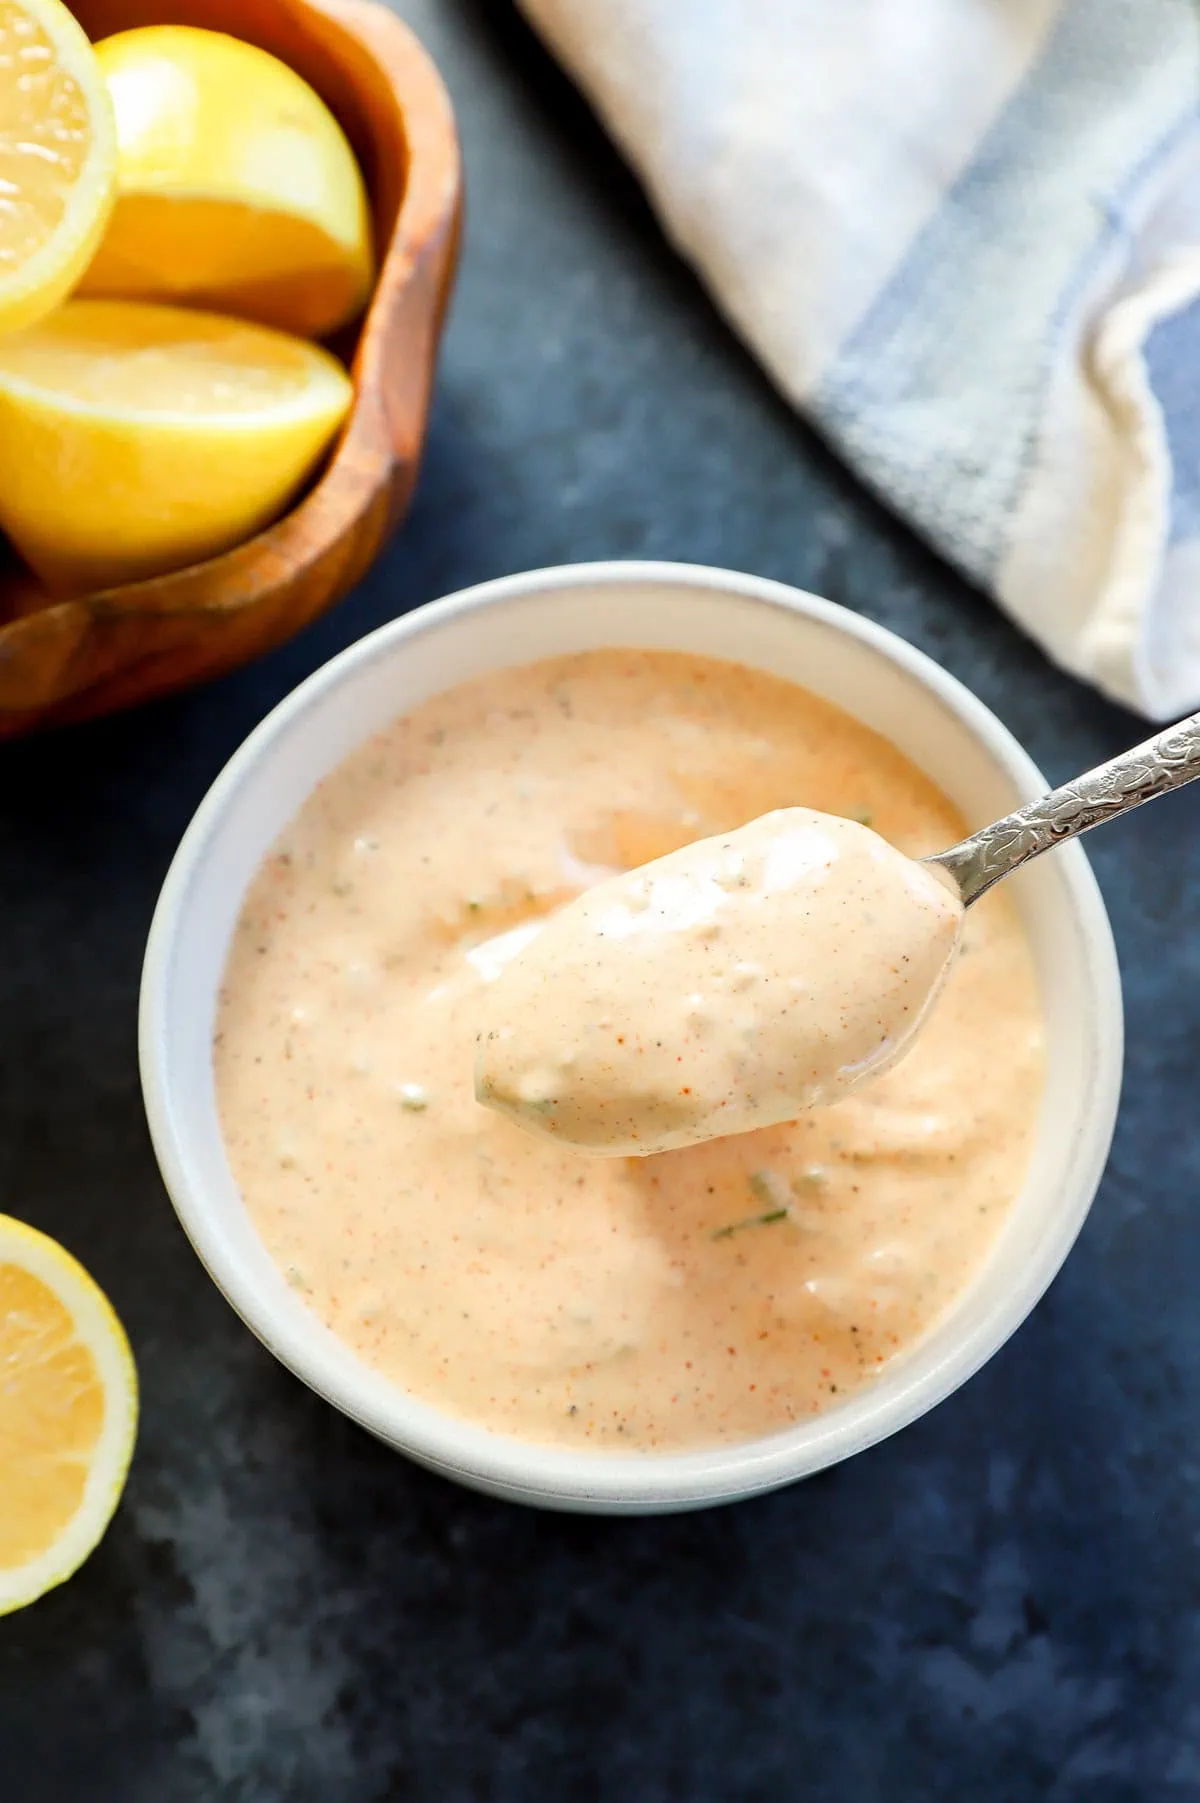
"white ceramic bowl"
140,562,1123,1513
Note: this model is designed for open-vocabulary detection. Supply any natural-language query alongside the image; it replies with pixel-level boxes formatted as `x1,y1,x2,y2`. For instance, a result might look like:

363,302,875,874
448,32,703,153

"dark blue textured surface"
2,5,1198,1798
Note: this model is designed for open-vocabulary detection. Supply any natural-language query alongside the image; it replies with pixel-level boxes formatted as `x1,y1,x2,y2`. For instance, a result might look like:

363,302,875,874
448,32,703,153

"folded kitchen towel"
517,0,1200,719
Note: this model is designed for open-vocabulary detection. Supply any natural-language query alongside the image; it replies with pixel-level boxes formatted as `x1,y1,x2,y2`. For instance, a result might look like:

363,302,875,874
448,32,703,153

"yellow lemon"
0,0,116,335
0,1213,138,1615
0,297,354,593
80,25,373,338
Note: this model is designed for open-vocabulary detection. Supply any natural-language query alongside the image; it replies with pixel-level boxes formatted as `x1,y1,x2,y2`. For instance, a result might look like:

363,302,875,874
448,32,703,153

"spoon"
476,711,1200,1156
927,707,1200,903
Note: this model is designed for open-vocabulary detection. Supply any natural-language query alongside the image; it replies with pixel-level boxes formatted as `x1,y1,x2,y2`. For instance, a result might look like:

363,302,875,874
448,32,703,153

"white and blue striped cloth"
519,0,1200,719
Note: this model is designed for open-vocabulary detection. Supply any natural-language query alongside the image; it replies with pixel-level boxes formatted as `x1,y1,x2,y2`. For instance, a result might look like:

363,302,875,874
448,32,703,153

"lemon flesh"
0,0,116,336
0,297,354,592
80,25,373,338
0,1213,137,1615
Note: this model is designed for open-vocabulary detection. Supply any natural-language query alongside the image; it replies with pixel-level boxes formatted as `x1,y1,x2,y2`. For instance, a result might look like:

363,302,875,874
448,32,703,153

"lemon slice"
79,25,373,339
0,1213,137,1616
0,0,116,336
0,297,354,592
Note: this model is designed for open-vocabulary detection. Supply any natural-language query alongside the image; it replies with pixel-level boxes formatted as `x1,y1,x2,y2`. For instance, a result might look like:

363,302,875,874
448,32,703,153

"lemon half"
0,0,116,336
0,297,354,592
80,25,373,338
0,1213,138,1616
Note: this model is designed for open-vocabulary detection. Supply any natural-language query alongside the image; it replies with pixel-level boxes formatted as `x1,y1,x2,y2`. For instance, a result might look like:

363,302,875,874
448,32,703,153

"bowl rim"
140,560,1124,1511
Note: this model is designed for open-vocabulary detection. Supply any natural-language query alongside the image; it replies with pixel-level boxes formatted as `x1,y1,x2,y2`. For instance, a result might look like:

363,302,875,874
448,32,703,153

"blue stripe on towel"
1145,298,1200,544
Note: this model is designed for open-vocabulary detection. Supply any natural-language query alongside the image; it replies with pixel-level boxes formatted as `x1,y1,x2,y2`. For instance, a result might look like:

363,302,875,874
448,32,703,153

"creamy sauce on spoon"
476,807,963,1154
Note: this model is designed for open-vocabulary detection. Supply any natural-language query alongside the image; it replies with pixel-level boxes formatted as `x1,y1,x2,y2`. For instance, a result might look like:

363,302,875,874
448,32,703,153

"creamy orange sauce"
476,807,964,1154
214,651,1044,1452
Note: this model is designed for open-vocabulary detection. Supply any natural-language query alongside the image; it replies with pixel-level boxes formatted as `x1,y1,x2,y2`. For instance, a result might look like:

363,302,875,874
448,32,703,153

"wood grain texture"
0,0,462,736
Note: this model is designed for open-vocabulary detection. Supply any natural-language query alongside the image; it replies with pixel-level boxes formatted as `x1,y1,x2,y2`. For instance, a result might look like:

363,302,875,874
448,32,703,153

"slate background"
2,4,1198,1798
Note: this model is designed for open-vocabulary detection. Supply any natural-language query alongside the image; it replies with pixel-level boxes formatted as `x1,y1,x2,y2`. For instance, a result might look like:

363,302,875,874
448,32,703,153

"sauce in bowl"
214,650,1043,1451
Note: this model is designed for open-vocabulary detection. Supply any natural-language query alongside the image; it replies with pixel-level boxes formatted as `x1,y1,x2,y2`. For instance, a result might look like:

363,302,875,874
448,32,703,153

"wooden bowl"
0,0,461,737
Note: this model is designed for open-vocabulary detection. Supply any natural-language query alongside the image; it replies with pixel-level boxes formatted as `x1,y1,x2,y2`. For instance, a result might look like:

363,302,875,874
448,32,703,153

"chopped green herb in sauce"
749,1168,792,1209
710,1168,799,1235
711,1207,790,1241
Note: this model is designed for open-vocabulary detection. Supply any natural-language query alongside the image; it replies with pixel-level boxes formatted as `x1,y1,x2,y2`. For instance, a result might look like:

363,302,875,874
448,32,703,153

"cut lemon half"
0,0,117,336
0,1213,137,1616
0,297,354,592
80,25,373,338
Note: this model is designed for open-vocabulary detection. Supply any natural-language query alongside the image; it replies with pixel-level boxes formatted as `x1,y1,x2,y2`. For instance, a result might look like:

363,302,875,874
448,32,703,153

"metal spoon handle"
929,709,1200,906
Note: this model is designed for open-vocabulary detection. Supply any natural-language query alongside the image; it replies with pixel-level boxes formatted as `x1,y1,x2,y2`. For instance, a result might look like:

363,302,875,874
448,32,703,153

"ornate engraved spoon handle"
928,710,1200,907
